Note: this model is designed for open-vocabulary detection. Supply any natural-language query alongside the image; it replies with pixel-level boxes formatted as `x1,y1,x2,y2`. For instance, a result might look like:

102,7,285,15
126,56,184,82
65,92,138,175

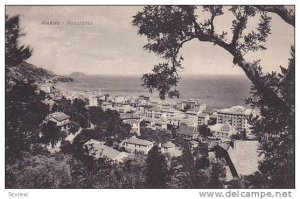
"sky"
6,6,294,76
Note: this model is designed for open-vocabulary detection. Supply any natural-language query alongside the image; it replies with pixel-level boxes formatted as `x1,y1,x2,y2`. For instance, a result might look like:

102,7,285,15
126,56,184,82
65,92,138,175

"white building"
183,111,199,127
89,97,98,107
210,123,237,139
123,136,154,154
40,83,52,93
84,139,129,162
114,95,126,104
101,102,113,111
217,106,252,132
161,141,182,157
47,112,70,131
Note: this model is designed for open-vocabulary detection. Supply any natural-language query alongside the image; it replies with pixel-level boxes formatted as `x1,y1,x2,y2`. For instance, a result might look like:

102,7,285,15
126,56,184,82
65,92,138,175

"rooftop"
124,136,154,146
217,106,252,116
84,139,128,161
123,119,140,125
176,125,197,136
162,141,176,148
49,112,70,122
209,123,235,132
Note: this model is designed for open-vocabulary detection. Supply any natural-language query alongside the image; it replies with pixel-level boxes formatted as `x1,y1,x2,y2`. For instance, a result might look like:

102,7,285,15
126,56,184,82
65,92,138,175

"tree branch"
254,5,295,27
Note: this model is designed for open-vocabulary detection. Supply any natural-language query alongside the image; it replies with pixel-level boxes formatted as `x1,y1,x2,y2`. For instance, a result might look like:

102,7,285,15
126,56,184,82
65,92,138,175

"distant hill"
69,72,86,78
6,62,74,87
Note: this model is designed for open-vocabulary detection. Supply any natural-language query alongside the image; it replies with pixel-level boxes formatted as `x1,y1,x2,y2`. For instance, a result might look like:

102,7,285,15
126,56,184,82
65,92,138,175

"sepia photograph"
4,4,295,193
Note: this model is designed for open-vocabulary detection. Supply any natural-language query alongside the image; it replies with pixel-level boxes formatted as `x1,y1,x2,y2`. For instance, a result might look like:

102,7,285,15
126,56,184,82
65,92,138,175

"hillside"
6,62,74,87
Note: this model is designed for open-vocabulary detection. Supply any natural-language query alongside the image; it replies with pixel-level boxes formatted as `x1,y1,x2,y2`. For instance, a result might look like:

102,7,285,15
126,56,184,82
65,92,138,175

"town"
39,81,260,184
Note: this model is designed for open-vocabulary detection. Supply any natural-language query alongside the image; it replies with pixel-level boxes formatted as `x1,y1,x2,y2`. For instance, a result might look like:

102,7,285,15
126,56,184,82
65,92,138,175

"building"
155,120,168,130
198,113,210,125
47,112,70,131
101,102,113,111
89,97,98,107
123,136,154,154
84,139,129,162
209,123,237,139
161,141,182,157
217,106,252,132
181,98,199,110
123,119,141,136
176,125,198,139
209,140,260,181
143,117,156,129
40,83,52,93
183,111,199,127
114,95,126,104
144,107,165,119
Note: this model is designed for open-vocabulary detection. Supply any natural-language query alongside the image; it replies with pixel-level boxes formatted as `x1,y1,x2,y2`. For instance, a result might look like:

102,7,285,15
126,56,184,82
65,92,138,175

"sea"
59,74,252,109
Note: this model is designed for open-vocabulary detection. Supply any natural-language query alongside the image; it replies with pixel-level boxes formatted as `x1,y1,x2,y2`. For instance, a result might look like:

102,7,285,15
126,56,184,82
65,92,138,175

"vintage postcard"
4,4,295,197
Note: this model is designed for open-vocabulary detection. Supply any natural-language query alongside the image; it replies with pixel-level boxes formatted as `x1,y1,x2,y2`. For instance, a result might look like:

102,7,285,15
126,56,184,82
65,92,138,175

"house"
183,111,199,127
84,139,129,162
210,123,237,139
101,102,113,111
209,141,239,181
40,83,53,93
47,112,70,131
209,140,260,181
143,117,156,129
176,125,198,139
161,141,182,157
123,136,154,154
123,119,141,136
155,120,168,130
198,113,210,125
114,95,126,104
89,97,98,107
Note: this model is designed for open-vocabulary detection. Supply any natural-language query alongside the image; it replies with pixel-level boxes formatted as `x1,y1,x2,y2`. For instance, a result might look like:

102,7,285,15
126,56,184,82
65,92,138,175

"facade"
114,95,126,104
210,123,237,139
84,139,129,162
161,141,176,153
123,136,154,154
155,121,168,130
198,113,210,125
89,97,98,107
47,112,70,131
101,102,113,111
183,112,199,127
217,106,252,132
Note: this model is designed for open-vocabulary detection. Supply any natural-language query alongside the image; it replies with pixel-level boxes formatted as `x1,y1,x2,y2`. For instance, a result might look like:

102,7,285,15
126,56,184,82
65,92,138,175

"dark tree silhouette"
5,15,32,67
145,145,168,188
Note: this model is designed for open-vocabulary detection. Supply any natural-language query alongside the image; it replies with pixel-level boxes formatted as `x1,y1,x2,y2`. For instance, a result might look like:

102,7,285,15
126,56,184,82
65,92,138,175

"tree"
145,145,169,188
132,5,294,103
133,5,295,188
120,154,147,188
6,82,49,158
198,125,212,137
5,15,32,67
246,47,295,188
6,152,74,188
40,121,64,147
